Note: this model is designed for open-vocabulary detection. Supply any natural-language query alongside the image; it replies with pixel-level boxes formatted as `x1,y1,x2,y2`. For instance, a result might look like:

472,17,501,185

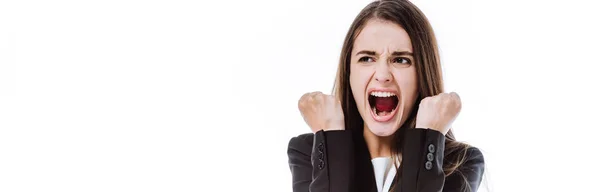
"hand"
415,92,462,135
298,91,345,133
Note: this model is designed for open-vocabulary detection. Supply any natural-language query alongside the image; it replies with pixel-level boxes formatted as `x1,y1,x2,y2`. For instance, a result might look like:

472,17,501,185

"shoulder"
444,143,485,172
443,145,486,190
445,143,484,162
445,145,485,177
464,146,484,164
287,133,314,157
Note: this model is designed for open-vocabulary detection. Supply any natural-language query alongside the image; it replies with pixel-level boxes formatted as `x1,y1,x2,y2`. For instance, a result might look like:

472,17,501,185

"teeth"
370,91,396,97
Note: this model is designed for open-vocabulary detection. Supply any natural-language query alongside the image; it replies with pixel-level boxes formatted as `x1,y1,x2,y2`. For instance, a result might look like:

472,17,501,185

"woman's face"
350,19,419,137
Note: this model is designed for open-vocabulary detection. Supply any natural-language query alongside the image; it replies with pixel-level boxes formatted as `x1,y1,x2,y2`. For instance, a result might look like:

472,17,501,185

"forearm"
401,128,446,192
310,130,354,192
400,128,485,192
288,130,356,192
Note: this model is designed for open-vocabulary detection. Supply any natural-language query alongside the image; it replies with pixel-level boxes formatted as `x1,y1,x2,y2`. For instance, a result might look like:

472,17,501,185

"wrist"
414,126,448,135
324,126,345,131
415,123,431,129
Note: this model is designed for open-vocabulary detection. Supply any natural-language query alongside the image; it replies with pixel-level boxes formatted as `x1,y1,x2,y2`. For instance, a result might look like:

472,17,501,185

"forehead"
352,19,413,54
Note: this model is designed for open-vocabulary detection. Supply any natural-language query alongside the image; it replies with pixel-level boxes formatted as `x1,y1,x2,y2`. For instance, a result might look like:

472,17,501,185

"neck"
363,125,394,159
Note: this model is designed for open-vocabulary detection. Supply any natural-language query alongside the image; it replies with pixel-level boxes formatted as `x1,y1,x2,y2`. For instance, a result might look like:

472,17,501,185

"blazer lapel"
354,132,378,192
390,175,401,192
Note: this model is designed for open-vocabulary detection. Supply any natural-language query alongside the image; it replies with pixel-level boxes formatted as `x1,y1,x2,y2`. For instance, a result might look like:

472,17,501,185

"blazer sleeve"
287,130,355,192
401,128,485,192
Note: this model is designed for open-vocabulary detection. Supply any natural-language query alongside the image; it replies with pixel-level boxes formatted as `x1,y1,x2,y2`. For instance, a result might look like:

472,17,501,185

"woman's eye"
392,57,411,65
358,57,375,63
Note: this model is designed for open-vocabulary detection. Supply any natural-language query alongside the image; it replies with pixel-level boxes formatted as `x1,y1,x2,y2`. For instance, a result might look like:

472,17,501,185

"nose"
374,63,393,83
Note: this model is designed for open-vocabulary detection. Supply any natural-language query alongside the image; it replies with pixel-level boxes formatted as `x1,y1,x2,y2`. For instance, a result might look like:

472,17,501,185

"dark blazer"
287,128,484,192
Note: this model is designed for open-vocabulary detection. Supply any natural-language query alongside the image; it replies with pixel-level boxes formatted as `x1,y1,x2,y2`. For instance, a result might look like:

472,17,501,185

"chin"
364,116,402,137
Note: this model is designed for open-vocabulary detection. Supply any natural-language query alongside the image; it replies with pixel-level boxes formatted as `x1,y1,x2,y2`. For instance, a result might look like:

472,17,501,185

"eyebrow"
355,50,413,56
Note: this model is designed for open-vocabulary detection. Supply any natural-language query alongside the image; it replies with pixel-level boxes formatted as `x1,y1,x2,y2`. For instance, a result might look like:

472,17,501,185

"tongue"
375,97,396,112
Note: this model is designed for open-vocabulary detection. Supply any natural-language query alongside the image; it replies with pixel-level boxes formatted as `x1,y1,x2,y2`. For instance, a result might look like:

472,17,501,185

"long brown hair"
332,0,472,191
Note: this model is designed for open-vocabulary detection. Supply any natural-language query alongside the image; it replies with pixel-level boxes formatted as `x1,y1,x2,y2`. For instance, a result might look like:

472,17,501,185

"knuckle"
327,95,335,101
299,93,307,101
419,97,429,105
453,93,461,100
314,94,323,102
449,92,459,98
313,91,323,97
298,94,308,106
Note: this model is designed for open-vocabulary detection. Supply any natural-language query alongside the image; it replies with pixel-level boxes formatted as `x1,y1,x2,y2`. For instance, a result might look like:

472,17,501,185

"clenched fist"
415,92,462,135
298,91,345,133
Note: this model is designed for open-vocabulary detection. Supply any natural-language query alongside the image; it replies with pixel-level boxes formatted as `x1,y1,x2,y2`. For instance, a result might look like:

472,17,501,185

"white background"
1,0,599,191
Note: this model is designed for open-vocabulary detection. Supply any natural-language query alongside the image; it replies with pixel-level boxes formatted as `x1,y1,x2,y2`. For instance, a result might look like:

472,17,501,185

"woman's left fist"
415,92,462,135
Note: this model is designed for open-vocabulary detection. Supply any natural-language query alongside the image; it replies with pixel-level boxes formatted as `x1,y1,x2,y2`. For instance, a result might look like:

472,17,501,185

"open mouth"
368,91,400,122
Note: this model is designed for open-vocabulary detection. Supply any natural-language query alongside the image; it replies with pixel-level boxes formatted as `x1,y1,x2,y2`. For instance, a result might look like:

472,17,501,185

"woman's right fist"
298,91,345,133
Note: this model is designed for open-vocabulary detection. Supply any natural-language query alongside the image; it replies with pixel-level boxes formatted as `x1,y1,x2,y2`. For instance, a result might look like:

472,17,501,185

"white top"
371,157,399,192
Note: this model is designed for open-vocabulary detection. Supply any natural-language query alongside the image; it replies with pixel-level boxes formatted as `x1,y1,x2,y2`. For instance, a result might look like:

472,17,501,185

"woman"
287,0,485,192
